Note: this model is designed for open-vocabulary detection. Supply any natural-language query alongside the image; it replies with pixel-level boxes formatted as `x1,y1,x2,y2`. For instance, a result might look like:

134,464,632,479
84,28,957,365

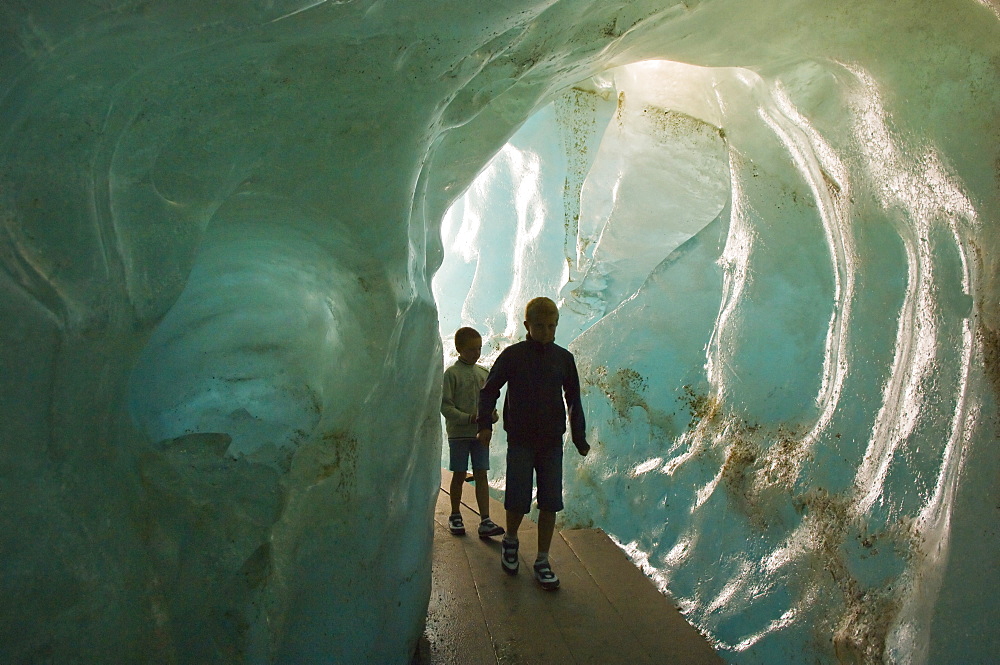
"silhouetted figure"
477,297,590,590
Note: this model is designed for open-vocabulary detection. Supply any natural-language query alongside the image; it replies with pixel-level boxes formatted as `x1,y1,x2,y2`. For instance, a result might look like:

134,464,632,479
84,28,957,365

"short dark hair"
454,326,482,350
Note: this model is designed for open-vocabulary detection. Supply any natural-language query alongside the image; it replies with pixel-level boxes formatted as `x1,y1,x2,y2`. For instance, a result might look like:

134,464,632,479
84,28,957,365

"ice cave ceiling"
1,1,997,664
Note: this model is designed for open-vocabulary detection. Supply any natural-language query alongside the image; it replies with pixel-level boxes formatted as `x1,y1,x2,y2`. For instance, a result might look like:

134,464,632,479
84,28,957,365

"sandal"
501,537,519,574
448,513,465,536
533,560,560,590
478,518,505,538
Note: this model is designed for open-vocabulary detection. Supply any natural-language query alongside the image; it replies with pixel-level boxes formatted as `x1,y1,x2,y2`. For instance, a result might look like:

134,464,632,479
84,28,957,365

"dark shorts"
448,437,489,473
504,440,563,514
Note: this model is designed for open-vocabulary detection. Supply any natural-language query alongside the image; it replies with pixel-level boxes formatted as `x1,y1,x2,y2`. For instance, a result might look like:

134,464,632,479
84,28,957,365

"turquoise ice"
1,1,997,663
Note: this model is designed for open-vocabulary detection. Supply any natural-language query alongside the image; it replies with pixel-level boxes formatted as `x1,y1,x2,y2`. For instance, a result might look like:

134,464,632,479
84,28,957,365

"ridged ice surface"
2,1,997,663
434,53,998,665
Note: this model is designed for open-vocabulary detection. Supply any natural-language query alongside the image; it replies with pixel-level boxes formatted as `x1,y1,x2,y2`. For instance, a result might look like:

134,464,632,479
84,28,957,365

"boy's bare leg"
537,509,555,556
449,471,465,515
533,510,560,589
505,509,523,541
472,469,490,519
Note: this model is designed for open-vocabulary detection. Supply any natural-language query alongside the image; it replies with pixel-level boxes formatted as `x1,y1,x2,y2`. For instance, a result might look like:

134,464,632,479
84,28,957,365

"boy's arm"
564,355,590,455
476,353,508,437
441,370,472,424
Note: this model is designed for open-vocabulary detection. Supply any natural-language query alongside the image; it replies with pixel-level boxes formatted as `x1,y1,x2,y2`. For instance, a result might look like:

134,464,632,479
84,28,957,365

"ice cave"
1,1,997,663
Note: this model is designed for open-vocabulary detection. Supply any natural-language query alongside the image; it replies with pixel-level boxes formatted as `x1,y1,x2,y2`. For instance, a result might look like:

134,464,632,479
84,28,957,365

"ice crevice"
1,1,997,664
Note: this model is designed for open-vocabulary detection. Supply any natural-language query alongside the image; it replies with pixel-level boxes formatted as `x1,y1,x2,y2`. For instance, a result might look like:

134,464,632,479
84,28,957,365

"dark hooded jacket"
477,337,587,451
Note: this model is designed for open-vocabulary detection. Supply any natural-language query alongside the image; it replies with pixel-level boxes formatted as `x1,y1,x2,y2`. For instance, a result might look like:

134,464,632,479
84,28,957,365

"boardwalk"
416,471,723,664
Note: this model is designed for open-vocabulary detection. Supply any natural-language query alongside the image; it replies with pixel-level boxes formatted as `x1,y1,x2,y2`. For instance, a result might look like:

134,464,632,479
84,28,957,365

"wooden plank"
439,472,567,664
459,519,570,663
534,531,657,665
438,470,656,665
425,490,498,664
561,529,724,665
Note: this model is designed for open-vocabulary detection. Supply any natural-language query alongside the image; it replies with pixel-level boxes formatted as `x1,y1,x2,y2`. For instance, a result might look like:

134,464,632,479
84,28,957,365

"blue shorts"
449,437,489,473
504,440,564,514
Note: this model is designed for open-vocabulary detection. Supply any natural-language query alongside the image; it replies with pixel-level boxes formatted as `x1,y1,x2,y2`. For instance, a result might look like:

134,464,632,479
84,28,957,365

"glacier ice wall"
2,1,998,663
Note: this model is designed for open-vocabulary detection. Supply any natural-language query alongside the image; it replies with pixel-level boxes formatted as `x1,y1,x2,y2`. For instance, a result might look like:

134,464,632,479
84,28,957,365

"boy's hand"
477,429,492,446
576,441,590,457
491,409,499,423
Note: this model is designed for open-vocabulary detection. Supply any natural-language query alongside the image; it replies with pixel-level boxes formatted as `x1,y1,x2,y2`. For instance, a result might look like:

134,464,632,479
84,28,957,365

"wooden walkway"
416,471,723,664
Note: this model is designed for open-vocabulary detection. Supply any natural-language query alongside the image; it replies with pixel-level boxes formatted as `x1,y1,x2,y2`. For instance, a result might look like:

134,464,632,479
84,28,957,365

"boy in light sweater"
441,327,505,538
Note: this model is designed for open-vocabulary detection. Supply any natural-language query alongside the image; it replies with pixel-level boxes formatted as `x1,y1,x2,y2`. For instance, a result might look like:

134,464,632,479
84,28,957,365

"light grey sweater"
441,359,489,439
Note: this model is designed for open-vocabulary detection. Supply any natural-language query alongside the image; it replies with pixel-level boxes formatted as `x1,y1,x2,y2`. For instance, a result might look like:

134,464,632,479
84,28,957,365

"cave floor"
416,469,723,664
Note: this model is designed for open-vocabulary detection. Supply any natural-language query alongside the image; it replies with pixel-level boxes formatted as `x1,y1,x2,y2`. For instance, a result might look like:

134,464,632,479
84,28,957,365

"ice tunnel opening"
433,59,733,359
430,58,736,495
430,56,851,490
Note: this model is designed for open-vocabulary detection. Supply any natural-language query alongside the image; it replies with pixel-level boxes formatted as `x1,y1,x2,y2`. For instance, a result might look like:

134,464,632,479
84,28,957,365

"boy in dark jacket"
477,297,590,590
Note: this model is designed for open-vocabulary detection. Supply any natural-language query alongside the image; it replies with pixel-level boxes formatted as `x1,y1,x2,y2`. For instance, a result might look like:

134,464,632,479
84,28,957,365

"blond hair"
524,297,558,322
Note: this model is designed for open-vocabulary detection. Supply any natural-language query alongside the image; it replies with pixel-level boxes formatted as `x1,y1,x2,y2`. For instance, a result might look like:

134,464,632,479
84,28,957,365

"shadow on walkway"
414,470,723,664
